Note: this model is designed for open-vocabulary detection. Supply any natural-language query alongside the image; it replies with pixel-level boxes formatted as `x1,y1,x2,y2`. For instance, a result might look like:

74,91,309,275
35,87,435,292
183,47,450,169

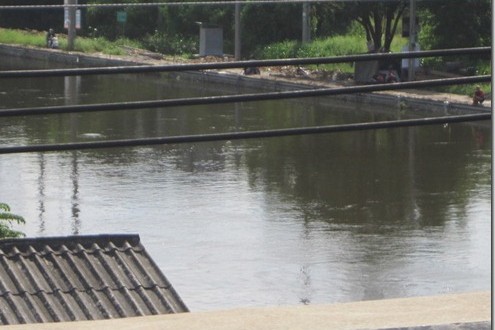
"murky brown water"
0,55,491,311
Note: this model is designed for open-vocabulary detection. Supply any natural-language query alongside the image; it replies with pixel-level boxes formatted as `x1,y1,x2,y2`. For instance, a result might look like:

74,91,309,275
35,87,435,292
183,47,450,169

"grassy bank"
0,28,137,55
255,36,491,97
0,28,490,97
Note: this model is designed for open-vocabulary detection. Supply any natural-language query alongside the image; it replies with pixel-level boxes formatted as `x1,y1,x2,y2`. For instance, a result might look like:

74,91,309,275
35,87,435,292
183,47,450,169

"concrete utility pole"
66,0,77,51
407,0,416,81
302,2,311,43
235,3,241,60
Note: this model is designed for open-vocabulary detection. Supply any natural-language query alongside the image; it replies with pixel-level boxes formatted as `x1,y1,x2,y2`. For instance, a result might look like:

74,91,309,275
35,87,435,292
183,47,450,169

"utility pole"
66,0,77,51
235,3,241,60
407,0,416,81
302,2,310,43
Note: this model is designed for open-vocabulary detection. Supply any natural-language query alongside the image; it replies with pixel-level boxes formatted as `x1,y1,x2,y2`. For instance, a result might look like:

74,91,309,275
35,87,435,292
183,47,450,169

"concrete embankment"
1,291,491,330
0,44,491,117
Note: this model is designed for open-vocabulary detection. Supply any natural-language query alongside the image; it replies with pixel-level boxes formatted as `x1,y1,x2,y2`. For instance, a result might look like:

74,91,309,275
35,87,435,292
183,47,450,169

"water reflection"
70,152,80,234
64,75,81,106
37,153,46,233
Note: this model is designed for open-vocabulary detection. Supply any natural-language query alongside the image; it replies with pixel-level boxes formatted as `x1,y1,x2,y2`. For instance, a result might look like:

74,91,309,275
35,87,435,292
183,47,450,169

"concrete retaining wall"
0,44,490,120
0,44,139,67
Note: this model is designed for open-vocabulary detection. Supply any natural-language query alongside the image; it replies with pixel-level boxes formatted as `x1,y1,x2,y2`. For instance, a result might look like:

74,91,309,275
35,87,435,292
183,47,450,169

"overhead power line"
0,75,490,118
0,113,490,154
0,0,427,10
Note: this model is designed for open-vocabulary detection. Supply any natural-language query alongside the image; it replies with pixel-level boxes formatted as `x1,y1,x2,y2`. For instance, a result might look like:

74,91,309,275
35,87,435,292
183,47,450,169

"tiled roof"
0,234,188,325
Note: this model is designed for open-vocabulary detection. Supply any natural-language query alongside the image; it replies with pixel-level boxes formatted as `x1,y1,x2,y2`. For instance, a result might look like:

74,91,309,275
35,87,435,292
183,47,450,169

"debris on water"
79,133,105,139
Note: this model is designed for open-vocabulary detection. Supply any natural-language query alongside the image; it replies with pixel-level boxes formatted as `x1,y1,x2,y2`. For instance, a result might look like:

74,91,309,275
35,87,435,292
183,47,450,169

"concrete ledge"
1,44,490,116
1,291,490,329
0,44,141,67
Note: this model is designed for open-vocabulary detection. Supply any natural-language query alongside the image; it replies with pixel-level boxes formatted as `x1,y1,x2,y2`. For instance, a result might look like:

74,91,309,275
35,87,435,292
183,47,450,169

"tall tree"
241,3,301,56
345,1,407,52
418,0,491,49
312,2,351,38
0,0,61,31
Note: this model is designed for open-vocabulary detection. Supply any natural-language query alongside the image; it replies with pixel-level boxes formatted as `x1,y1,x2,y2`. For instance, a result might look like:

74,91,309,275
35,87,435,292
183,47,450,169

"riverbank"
1,44,491,330
0,44,491,115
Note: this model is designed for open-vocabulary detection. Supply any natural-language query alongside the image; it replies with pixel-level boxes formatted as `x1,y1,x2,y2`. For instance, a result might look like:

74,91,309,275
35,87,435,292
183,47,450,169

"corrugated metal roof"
0,234,188,325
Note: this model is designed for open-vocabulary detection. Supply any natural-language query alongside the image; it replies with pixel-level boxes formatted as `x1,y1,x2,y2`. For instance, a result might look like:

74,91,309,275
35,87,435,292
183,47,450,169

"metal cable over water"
0,76,490,117
0,48,491,154
0,0,441,10
0,113,490,154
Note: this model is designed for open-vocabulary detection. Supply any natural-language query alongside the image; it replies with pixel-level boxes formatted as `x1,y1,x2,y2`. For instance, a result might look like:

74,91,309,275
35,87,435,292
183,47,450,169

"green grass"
430,82,491,98
0,28,47,48
422,59,491,97
257,35,410,72
72,36,141,55
0,28,135,55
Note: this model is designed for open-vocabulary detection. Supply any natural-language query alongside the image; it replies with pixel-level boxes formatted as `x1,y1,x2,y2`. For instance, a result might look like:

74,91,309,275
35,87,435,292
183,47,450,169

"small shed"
0,234,188,325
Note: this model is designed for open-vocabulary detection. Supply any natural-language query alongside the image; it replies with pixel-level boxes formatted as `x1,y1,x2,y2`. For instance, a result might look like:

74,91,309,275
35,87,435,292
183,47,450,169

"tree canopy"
0,0,491,58
344,1,407,52
418,0,491,49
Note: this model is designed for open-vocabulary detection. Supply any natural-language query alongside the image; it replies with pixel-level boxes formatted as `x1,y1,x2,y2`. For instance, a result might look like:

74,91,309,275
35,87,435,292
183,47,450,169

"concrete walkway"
2,291,490,329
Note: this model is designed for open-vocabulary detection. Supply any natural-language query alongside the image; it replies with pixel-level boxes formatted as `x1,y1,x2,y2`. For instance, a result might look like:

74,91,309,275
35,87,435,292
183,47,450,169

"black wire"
0,76,490,118
0,47,490,79
0,113,490,154
0,0,424,10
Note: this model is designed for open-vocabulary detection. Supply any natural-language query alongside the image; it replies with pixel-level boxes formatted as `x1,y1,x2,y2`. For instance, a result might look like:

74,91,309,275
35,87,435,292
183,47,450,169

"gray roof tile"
0,234,188,325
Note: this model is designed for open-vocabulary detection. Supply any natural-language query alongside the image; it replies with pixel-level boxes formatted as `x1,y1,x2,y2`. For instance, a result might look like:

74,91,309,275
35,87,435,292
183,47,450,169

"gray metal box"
199,26,223,56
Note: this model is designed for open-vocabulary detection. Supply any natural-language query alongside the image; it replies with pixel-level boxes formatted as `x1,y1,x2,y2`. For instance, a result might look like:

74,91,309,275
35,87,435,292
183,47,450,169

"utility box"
199,25,223,57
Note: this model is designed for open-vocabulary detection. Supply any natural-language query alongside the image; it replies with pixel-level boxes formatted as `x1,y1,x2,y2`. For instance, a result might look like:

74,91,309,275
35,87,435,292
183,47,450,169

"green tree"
418,0,491,49
312,2,352,38
344,1,407,52
86,0,158,40
0,0,62,31
241,3,301,57
0,203,25,239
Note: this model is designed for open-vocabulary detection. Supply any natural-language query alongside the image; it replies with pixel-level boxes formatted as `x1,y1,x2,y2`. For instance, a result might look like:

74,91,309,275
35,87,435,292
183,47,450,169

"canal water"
0,55,491,311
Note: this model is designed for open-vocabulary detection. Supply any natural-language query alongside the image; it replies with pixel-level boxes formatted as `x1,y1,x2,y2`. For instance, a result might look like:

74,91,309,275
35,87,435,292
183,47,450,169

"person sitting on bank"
46,28,56,48
244,67,260,75
472,86,485,105
385,66,399,83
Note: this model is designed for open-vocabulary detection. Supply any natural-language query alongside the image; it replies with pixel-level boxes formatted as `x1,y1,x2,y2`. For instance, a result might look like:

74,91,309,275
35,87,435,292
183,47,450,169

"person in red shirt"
472,86,485,105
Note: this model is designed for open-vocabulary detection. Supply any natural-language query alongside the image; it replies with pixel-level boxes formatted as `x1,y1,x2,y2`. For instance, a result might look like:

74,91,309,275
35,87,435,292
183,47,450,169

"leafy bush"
0,203,25,239
256,34,409,73
142,31,197,56
257,34,408,60
73,36,124,55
